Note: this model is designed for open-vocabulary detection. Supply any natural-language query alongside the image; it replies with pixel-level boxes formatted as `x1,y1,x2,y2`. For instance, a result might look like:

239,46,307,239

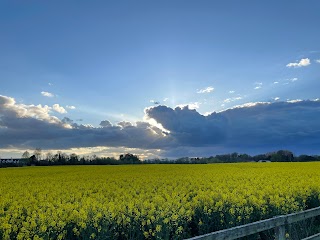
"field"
1,163,320,240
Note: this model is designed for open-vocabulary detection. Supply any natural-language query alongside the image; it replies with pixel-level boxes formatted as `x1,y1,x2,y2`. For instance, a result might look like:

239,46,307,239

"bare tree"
33,148,42,160
46,152,53,162
22,151,30,159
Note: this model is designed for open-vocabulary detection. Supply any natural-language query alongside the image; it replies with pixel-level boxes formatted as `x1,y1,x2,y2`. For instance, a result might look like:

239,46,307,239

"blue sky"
1,1,320,158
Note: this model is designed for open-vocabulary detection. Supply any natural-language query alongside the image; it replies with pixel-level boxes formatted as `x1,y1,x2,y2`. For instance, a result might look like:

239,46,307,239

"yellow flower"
156,225,162,232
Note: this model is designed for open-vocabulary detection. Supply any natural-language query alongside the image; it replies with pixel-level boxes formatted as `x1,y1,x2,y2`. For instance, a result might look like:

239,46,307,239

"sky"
1,1,320,159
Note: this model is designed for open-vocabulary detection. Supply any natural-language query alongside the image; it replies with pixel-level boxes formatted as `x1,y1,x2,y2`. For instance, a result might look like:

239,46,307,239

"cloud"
0,95,168,151
48,83,53,86
100,120,112,128
176,102,200,110
273,81,279,84
2,94,320,157
254,82,262,90
117,121,133,128
0,146,162,160
287,99,302,103
0,95,60,124
273,97,280,101
145,105,227,147
52,104,67,114
163,98,169,102
145,100,320,155
281,78,299,86
41,91,54,97
316,59,320,63
223,97,242,103
286,58,311,68
229,90,235,94
66,105,76,110
197,86,214,93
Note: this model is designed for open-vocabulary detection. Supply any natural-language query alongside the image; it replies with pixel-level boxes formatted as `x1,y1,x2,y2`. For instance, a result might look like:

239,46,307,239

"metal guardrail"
187,206,320,240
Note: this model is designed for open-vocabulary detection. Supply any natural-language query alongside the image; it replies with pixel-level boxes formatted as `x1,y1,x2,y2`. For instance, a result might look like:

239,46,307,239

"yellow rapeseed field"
1,163,320,239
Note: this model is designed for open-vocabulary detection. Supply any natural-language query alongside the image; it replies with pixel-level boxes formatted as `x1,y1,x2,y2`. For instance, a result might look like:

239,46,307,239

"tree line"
22,149,320,165
18,149,141,166
146,150,320,164
1,149,320,168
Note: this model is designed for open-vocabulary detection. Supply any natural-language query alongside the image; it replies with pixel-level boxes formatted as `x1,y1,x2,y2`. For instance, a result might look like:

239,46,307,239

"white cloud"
286,58,311,68
287,99,302,103
188,102,200,109
316,59,320,63
230,101,271,109
229,90,235,94
254,82,262,90
66,105,76,110
223,97,242,103
163,98,169,102
48,83,53,86
80,124,94,129
0,95,61,125
176,102,200,110
273,81,279,84
150,100,160,104
197,86,214,94
41,91,54,97
290,77,298,82
273,97,280,101
52,104,67,114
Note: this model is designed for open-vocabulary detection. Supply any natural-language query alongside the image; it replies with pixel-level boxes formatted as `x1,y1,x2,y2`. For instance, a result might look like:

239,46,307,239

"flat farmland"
1,163,320,239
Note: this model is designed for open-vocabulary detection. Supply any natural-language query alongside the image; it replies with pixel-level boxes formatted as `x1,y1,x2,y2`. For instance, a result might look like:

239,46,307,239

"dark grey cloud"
0,95,168,150
217,101,320,150
146,101,320,155
117,121,133,128
1,94,320,156
145,105,227,146
99,120,112,128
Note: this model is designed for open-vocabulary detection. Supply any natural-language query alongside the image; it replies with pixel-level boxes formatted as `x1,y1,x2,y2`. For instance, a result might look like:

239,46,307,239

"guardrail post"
275,225,286,240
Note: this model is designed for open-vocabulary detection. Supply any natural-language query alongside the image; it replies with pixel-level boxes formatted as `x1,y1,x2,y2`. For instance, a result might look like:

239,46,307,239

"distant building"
258,160,271,163
0,158,22,164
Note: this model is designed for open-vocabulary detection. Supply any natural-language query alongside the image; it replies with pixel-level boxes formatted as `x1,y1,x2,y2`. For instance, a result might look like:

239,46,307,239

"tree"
57,151,67,164
22,151,30,159
119,153,141,164
69,153,79,164
34,148,42,160
270,153,282,162
270,150,294,162
29,155,37,165
230,152,238,161
46,152,53,163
